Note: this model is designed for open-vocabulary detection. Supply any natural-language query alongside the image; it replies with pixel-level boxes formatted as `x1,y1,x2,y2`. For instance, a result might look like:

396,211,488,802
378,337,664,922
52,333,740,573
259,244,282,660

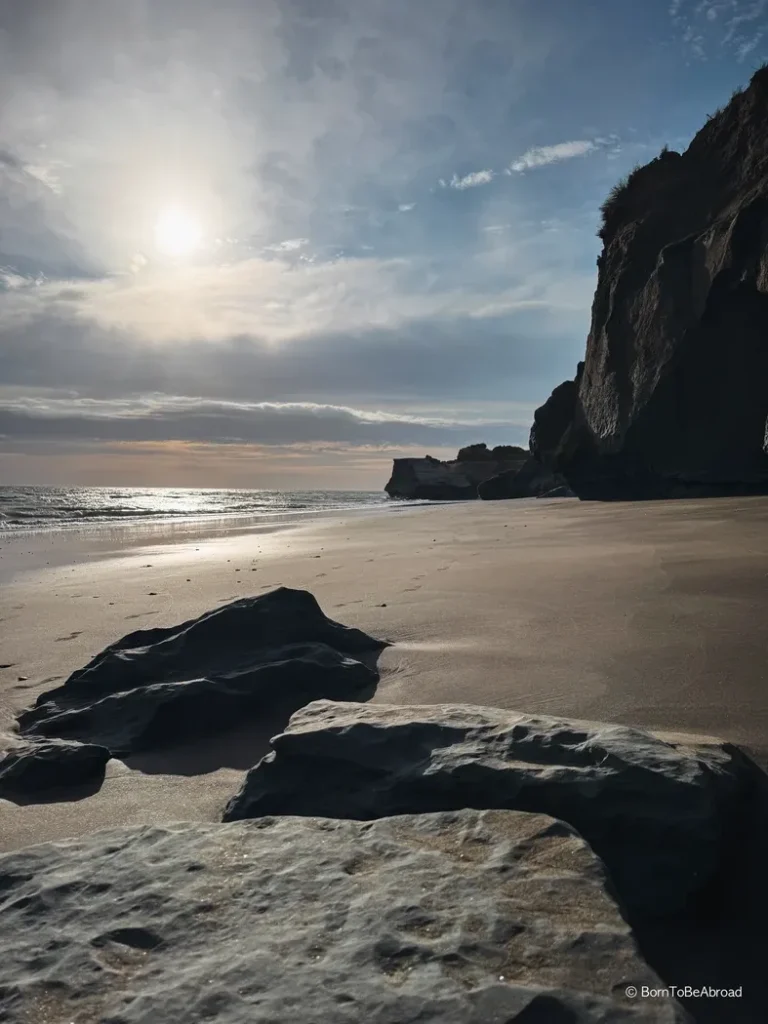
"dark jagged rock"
16,588,387,756
385,451,528,500
529,364,583,465
224,701,759,918
0,811,686,1022
456,442,527,462
532,68,768,499
0,740,110,798
477,456,566,500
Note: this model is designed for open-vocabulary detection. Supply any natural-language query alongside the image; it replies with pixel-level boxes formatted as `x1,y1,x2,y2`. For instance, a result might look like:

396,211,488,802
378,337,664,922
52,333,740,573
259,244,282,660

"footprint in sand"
54,631,83,642
125,611,157,620
403,585,422,592
316,573,327,578
0,663,15,670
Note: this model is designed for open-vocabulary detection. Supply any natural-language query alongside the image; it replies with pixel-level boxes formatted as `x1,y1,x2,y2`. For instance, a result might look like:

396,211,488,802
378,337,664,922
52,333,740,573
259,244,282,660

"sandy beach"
2,495,768,852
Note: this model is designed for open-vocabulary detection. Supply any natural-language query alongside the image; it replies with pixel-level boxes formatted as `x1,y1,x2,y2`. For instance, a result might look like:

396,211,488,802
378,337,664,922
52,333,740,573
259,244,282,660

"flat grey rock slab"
0,740,110,800
224,701,757,917
0,810,686,1022
16,588,387,756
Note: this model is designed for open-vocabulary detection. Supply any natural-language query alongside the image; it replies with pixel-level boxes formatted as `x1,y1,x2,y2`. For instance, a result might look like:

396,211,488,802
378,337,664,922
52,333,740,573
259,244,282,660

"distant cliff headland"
384,444,571,501
388,64,768,502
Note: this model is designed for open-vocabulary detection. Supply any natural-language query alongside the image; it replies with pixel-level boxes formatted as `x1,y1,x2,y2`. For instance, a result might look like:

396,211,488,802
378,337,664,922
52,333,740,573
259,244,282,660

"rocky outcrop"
532,67,768,498
385,451,528,500
224,700,758,918
16,588,387,757
456,442,527,462
0,740,110,799
477,456,568,500
0,810,687,1022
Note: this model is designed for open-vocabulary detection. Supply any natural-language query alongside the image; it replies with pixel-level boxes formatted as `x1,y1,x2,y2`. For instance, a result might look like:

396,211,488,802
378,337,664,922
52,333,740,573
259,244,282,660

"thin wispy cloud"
672,0,768,60
265,238,309,252
440,169,496,190
736,30,764,59
508,140,597,173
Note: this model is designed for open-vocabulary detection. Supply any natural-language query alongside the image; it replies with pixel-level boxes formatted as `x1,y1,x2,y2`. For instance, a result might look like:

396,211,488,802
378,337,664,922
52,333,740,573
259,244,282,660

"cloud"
672,0,768,59
442,169,495,190
0,390,531,450
736,30,764,58
0,238,592,347
508,140,596,173
398,202,416,212
264,237,309,252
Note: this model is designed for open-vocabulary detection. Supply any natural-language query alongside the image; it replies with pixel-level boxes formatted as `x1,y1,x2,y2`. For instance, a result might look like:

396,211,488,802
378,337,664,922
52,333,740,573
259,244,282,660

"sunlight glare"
153,208,203,258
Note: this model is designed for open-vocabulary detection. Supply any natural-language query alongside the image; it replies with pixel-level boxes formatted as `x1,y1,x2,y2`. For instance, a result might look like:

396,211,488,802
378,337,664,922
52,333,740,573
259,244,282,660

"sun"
153,207,203,257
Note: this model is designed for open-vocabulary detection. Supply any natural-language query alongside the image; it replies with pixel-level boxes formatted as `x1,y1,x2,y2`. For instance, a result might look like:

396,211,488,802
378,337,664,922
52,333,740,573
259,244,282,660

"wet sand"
2,495,768,851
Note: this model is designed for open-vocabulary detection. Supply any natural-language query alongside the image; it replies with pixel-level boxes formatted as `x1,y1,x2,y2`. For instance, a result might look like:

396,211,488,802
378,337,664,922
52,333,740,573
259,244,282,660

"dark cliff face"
532,67,768,499
385,453,528,500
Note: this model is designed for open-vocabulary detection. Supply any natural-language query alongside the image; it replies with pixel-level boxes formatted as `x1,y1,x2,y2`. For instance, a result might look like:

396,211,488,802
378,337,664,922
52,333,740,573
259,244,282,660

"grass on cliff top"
597,64,768,239
597,163,647,238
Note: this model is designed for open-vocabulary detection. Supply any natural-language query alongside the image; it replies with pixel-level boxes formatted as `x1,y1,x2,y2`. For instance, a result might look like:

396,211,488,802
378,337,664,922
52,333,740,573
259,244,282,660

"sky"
1,0,766,490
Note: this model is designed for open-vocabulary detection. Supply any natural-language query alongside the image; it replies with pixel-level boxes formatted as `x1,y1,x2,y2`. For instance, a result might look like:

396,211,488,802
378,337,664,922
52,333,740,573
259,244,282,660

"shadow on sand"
121,645,382,777
0,773,108,807
123,676,381,778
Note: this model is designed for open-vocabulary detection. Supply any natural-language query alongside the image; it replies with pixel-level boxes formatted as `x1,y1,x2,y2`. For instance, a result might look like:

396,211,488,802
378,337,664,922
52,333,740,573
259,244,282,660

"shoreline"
0,498,435,586
3,494,768,852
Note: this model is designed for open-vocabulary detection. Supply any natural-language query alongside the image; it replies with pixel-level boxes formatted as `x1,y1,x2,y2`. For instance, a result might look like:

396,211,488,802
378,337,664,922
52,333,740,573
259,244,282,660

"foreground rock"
16,588,387,757
477,456,568,500
0,810,686,1022
531,67,768,498
386,450,528,500
0,740,110,800
224,701,757,917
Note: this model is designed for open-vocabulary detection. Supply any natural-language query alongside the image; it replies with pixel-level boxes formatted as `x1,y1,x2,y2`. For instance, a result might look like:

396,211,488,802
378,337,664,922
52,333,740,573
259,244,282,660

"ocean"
0,485,409,534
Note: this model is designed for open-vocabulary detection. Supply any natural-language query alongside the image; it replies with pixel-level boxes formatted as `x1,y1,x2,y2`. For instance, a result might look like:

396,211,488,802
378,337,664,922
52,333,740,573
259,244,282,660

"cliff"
532,65,768,499
385,446,528,500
